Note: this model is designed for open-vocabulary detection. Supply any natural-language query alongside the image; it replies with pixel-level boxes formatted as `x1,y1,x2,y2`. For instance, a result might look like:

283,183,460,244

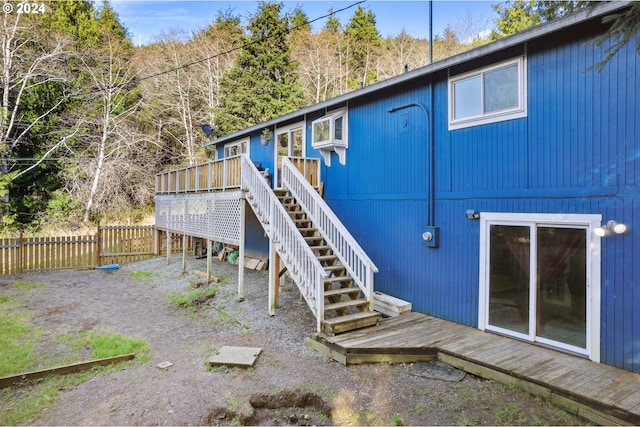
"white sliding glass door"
479,213,601,360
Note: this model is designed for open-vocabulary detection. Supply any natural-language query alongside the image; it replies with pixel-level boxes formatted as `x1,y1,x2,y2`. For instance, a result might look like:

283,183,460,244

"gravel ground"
0,255,586,425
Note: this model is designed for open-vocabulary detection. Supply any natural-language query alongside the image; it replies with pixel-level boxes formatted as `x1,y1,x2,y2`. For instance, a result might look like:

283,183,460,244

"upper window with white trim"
448,56,527,130
312,108,348,166
312,108,347,149
224,138,249,158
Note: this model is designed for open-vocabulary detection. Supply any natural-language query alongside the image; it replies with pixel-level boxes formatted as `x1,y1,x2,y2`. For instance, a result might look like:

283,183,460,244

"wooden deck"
307,312,640,426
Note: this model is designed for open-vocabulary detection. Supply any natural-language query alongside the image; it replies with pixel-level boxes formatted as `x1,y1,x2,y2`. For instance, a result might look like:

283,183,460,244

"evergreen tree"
491,1,594,40
214,2,305,136
344,6,382,90
591,3,640,70
325,8,342,33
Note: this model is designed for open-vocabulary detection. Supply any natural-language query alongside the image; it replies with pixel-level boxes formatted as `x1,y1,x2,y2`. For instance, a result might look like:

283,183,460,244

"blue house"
155,2,640,374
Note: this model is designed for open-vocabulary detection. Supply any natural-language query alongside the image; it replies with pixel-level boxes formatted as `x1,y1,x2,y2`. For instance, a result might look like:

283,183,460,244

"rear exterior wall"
318,23,640,372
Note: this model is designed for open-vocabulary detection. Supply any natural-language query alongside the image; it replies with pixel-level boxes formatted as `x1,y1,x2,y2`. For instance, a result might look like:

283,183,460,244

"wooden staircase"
274,189,380,335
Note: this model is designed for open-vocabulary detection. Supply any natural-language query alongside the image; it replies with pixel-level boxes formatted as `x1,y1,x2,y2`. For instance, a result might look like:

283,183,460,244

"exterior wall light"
466,209,480,219
594,220,628,237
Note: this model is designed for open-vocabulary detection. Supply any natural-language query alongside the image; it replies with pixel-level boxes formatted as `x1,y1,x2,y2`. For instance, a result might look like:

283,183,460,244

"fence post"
19,231,24,273
182,233,187,272
95,221,101,267
166,231,171,264
153,227,160,256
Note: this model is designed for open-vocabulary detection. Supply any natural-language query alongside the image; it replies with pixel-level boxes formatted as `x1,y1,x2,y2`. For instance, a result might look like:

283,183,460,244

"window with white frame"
312,108,346,149
224,138,249,158
312,108,347,166
449,57,527,130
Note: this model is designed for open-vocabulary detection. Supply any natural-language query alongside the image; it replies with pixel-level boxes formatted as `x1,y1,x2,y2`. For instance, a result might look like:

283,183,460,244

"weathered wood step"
310,245,331,252
324,265,346,274
317,255,338,262
297,227,317,233
324,287,362,298
304,235,324,243
321,311,380,335
324,275,352,285
324,298,369,312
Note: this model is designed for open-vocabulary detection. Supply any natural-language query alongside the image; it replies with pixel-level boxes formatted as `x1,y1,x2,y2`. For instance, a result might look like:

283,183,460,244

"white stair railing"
282,157,378,309
241,155,328,331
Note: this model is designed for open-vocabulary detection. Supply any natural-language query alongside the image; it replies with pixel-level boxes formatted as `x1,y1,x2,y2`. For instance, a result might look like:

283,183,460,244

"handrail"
155,155,241,194
282,157,378,308
241,155,328,331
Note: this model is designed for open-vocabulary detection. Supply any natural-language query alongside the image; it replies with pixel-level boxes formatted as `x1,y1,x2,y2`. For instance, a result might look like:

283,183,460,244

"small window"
312,108,347,149
224,138,249,158
449,57,526,130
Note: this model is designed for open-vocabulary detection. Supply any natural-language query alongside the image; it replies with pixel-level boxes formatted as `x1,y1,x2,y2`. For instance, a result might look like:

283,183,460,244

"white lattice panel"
155,192,241,245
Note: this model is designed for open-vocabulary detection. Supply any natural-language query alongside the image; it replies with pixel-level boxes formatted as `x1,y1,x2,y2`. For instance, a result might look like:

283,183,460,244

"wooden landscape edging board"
0,354,136,388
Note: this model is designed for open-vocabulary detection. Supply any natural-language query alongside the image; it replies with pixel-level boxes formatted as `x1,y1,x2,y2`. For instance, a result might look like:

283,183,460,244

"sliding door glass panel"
536,227,587,349
489,225,530,334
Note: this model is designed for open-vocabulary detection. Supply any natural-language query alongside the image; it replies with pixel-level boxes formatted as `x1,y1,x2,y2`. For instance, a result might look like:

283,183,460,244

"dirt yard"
0,255,586,425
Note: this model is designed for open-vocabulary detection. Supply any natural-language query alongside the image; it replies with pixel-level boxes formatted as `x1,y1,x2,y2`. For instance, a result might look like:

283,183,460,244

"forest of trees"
0,0,636,233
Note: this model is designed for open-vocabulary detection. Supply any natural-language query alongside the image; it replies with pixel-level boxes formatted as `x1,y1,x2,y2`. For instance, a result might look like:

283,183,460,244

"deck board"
310,313,640,425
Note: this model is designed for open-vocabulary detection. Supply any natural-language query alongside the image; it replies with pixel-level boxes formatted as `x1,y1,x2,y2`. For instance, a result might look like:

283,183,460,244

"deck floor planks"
327,313,430,346
615,387,640,412
472,341,539,370
438,330,501,354
579,369,640,403
596,377,640,408
345,325,439,351
536,355,596,388
549,363,614,392
329,316,432,349
496,351,559,375
310,311,640,425
516,356,581,384
445,334,510,359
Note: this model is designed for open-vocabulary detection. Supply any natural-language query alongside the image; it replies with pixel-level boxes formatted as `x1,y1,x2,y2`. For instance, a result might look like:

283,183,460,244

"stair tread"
317,255,338,261
322,311,380,326
324,287,361,297
324,298,369,311
324,275,352,283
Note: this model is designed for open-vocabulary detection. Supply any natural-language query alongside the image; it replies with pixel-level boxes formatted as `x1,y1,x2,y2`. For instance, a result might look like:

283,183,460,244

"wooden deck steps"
274,189,380,335
306,312,640,426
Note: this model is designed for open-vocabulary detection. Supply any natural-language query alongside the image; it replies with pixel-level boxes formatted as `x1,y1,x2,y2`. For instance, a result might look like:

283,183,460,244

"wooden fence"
0,225,190,275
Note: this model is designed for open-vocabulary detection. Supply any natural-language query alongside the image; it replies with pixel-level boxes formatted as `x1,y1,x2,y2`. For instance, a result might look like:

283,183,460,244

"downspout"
387,95,438,247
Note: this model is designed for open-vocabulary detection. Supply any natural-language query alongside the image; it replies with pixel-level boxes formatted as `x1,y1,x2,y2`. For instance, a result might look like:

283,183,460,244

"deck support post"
166,231,171,264
182,233,187,272
238,195,246,301
206,238,212,283
268,239,280,316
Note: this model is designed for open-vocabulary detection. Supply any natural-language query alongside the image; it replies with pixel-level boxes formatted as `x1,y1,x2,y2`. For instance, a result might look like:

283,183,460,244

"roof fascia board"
204,1,628,148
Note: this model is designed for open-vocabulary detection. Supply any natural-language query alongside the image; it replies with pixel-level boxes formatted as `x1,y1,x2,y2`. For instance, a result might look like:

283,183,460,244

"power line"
115,0,366,91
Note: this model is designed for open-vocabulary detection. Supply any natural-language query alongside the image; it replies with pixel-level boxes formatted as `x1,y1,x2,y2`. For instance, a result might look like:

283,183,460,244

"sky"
109,0,497,46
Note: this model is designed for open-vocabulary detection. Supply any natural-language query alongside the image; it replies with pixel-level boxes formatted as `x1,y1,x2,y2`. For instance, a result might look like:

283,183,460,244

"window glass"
334,116,343,140
449,57,525,130
224,141,245,157
277,133,288,148
454,75,482,120
484,64,519,113
313,119,330,144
